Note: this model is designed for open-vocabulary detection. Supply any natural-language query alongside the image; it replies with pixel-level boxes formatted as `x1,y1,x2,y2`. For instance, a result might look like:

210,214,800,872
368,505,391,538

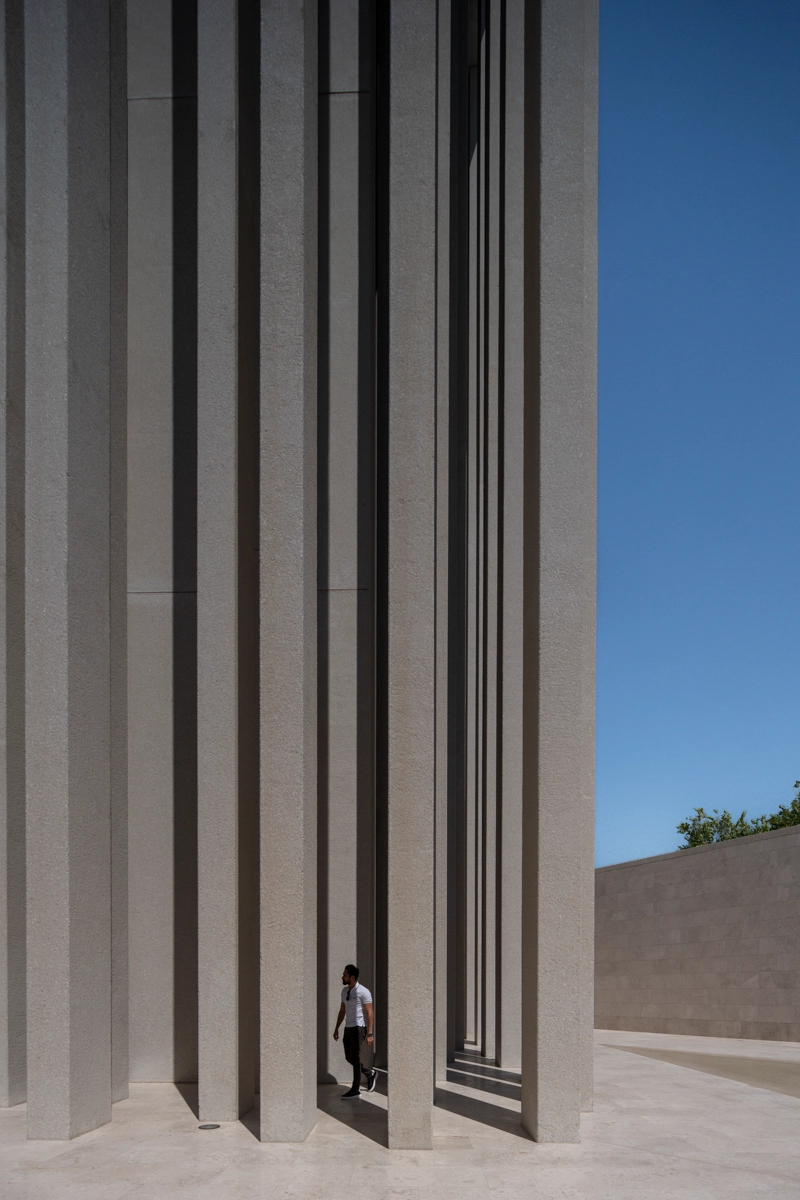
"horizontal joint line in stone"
128,94,197,103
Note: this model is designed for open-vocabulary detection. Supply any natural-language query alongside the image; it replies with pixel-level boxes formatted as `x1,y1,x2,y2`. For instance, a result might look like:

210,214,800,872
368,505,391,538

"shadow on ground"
446,1061,522,1101
175,1082,199,1118
317,1080,389,1147
435,1050,530,1139
203,1054,532,1147
433,1087,531,1139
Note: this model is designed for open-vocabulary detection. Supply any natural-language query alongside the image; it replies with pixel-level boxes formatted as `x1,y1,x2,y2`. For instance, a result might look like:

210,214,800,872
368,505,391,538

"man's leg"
351,1030,361,1089
342,1028,360,1093
359,1027,377,1090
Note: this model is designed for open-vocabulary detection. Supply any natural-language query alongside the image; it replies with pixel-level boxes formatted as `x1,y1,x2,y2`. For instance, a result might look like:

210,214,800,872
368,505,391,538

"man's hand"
366,1033,374,1047
333,1028,339,1041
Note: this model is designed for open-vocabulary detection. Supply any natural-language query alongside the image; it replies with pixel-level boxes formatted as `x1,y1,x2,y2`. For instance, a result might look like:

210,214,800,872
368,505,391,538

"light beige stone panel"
110,0,129,1107
319,589,363,1084
127,0,174,100
128,592,197,1083
434,0,452,1086
24,0,123,1139
196,0,258,1124
518,0,597,1144
386,0,437,1152
0,0,25,1111
498,0,525,1078
319,91,373,593
127,98,177,594
259,0,318,1144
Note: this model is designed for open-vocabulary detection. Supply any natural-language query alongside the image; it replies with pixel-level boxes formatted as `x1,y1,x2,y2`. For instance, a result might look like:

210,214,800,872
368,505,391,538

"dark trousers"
343,1025,372,1088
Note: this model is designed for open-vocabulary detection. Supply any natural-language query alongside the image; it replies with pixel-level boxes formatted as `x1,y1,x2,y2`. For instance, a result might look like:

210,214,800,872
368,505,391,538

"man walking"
333,964,377,1098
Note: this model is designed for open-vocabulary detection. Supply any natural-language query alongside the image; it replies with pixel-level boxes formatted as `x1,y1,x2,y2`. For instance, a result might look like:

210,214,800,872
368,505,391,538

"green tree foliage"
677,782,800,849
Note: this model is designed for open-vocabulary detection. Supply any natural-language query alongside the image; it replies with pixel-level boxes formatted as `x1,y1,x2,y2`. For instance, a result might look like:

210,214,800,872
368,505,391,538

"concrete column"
127,0,198,1085
197,0,258,1120
317,0,375,1088
24,0,124,1139
260,0,317,1143
446,0,470,1064
473,40,486,1060
109,0,128,1106
497,0,523,1068
0,0,25,1110
386,0,436,1151
579,0,599,1115
480,0,502,1066
464,63,479,1050
501,0,525,1080
516,0,597,1143
434,0,452,1087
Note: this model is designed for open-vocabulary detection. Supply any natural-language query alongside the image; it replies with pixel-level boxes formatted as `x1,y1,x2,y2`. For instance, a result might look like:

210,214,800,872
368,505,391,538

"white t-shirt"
342,982,372,1028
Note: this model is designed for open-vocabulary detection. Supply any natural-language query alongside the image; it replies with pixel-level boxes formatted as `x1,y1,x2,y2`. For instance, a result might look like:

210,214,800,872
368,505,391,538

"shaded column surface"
480,0,501,1065
385,0,437,1151
0,0,25,1111
518,0,598,1144
497,4,524,1065
463,59,479,1052
24,0,125,1140
126,0,198,1086
445,0,470,1068
109,0,128,1106
434,0,452,1087
317,0,375,1087
259,0,318,1143
197,0,258,1121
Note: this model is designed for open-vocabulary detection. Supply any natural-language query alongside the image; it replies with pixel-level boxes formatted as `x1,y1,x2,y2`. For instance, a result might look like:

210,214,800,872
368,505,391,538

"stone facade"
0,0,597,1147
596,826,800,1041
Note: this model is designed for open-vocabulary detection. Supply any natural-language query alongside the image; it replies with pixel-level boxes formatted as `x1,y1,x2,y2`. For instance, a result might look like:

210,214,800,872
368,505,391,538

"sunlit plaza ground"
1,1030,798,1199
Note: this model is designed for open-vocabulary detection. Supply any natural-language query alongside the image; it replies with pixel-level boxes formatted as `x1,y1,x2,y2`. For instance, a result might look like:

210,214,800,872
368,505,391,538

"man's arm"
363,1002,374,1046
333,1002,346,1040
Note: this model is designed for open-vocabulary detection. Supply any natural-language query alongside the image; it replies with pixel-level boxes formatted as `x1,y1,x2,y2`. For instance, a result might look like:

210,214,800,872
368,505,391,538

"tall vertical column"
517,0,597,1143
197,0,258,1121
481,0,502,1065
434,0,452,1086
317,0,376,1087
0,0,25,1110
473,32,486,1060
579,0,599,1115
386,0,436,1151
497,0,523,1070
495,0,522,1074
127,0,198,1085
25,0,124,1139
109,0,128,1105
446,0,470,1064
260,0,318,1143
464,61,479,1050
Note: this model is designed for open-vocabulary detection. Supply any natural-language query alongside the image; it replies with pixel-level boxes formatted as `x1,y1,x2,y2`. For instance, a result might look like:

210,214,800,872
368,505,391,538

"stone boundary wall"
595,825,800,1040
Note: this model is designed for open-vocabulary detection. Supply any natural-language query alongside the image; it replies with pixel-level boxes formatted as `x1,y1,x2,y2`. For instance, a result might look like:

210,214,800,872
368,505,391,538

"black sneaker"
365,1070,377,1093
342,1087,360,1099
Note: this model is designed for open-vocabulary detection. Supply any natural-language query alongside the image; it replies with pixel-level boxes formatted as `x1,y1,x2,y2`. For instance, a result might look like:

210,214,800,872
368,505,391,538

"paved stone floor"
2,1030,799,1198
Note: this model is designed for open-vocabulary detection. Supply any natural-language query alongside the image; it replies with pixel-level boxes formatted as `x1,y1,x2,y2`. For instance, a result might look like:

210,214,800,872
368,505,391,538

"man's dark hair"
344,963,359,980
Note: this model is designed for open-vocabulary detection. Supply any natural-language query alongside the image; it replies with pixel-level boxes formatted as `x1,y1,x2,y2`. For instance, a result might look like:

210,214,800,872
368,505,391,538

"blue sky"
597,0,800,866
